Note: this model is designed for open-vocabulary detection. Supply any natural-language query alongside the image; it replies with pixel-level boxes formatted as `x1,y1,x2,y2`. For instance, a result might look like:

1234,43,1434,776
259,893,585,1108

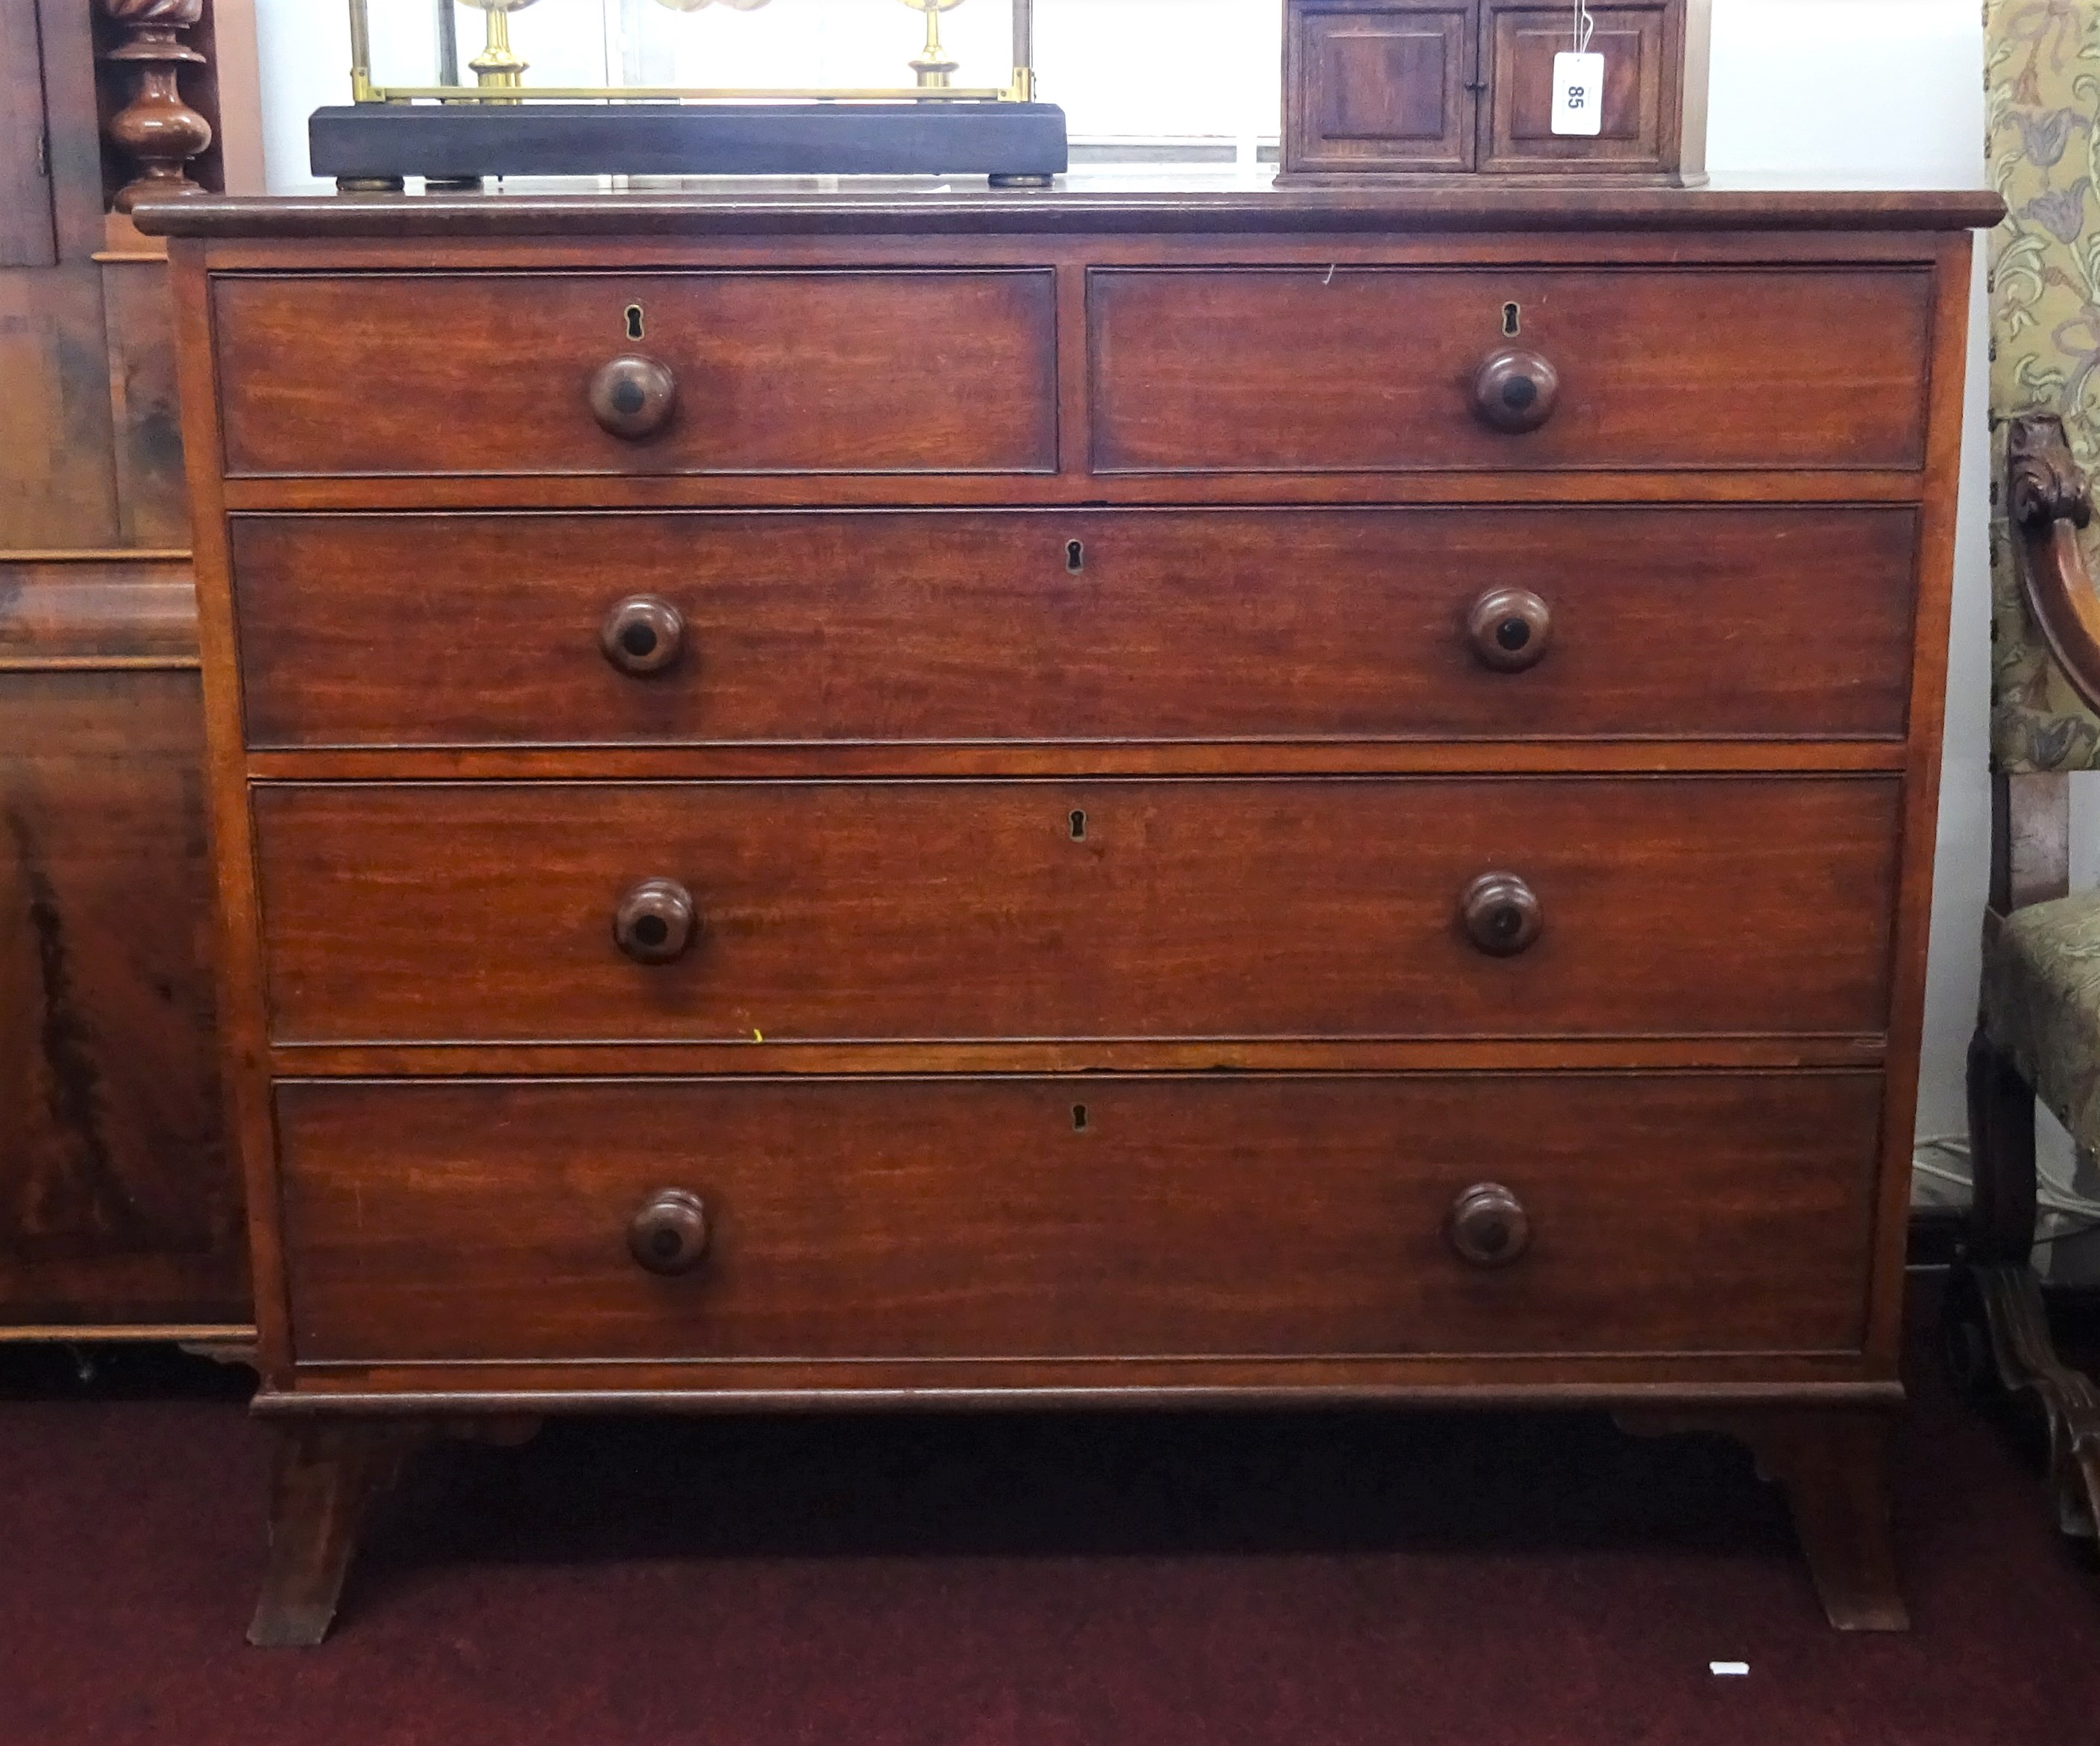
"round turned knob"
1462,871,1543,957
1447,1182,1531,1269
1467,587,1553,673
600,594,685,676
588,354,679,440
1472,347,1560,434
628,1187,711,1277
613,878,697,965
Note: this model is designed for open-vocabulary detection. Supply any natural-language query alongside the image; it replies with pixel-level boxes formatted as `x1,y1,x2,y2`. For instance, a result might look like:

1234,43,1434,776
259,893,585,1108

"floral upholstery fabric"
1986,6,2100,1123
1984,892,2100,1146
1990,0,2100,771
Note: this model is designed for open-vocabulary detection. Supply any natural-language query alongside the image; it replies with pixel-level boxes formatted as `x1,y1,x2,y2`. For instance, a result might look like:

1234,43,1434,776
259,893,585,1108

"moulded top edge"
133,184,2008,242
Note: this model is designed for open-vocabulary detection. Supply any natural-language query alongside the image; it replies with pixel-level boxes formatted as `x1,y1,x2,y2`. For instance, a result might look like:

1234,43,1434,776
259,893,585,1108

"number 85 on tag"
1553,51,1606,136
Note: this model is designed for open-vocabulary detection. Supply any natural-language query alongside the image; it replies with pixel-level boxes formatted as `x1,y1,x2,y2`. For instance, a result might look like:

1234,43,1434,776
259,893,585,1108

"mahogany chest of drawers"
139,182,1998,1645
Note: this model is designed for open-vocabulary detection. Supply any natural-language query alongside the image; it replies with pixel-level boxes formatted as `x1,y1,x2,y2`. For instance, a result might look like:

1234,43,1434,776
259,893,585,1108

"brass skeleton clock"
316,0,1063,186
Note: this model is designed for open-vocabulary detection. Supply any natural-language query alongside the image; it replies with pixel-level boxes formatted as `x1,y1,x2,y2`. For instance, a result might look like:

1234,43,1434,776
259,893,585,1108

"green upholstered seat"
1986,894,2100,1149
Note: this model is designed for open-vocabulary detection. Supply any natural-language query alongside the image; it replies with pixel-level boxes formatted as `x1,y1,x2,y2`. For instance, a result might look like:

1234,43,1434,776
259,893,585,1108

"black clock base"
309,102,1069,186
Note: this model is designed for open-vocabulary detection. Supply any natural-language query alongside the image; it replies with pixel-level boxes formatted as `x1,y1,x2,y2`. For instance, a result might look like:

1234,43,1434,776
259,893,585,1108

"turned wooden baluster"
101,0,214,213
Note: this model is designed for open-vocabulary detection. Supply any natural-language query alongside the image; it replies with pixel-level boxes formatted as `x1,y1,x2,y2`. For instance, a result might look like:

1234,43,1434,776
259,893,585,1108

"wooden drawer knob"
628,1187,711,1276
601,594,685,676
589,354,679,440
613,877,697,965
1447,1182,1531,1269
1472,348,1560,434
1462,872,1543,957
1467,587,1553,672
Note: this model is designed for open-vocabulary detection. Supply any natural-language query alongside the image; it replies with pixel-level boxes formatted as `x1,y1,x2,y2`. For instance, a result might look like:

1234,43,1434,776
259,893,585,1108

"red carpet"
1,1276,2095,1745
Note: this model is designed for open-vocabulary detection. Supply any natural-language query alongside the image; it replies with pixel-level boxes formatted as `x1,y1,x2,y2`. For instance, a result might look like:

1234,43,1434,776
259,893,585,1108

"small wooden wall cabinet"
136,179,1999,1647
1284,0,1711,181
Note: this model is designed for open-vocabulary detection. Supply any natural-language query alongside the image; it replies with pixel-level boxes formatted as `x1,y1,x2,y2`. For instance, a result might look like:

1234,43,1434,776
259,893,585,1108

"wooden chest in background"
1283,0,1711,181
139,181,1996,1645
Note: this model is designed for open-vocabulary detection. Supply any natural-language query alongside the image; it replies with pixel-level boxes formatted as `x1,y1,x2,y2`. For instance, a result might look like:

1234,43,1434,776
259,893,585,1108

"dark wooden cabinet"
1283,0,1710,181
0,0,248,1340
139,181,1997,1644
0,653,240,1330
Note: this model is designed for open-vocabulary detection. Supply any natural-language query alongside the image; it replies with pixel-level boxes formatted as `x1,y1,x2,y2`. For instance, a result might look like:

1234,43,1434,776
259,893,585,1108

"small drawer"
277,1073,1881,1365
210,269,1058,479
228,506,1919,750
251,776,1901,1046
1089,266,1934,474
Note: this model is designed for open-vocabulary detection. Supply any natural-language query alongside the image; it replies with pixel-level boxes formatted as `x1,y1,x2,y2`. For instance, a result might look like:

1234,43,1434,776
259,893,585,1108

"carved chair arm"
2011,412,2100,716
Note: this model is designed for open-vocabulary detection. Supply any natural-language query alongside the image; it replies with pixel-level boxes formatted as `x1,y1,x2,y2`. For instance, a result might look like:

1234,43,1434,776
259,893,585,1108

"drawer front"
1090,266,1934,474
252,777,1900,1045
212,270,1058,479
230,507,1919,749
278,1073,1881,1364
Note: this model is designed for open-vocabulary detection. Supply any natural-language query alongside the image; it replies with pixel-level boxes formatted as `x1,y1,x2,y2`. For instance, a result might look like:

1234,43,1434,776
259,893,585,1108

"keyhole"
1069,809,1087,841
1502,301,1521,337
625,304,645,341
1072,1104,1089,1131
1066,539,1085,574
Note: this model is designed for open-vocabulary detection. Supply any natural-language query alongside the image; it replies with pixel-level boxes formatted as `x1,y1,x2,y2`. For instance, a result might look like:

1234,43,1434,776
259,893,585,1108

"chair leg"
1954,1024,2100,1540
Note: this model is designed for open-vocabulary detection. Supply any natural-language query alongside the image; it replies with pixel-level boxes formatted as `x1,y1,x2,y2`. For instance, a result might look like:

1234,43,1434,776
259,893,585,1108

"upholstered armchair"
1953,0,2100,1541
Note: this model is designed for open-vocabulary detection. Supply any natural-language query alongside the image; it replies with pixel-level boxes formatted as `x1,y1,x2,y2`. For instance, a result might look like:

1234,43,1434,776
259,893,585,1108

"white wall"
250,0,2007,1196
1702,1,1994,1188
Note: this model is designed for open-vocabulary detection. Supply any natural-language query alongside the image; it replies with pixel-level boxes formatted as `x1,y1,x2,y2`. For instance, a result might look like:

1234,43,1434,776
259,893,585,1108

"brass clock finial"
459,0,539,92
901,0,966,90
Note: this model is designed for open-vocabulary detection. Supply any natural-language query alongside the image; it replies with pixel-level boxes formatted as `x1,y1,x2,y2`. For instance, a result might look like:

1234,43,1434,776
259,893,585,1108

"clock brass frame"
345,0,1039,107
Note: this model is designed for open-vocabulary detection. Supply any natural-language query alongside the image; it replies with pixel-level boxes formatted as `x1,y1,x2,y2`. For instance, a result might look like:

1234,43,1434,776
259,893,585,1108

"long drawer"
277,1073,1883,1365
251,776,1901,1045
229,508,1920,749
1090,266,1935,474
210,269,1059,479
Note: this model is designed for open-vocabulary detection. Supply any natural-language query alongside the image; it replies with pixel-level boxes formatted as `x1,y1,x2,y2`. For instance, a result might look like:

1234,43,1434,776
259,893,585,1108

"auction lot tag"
1552,51,1606,136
